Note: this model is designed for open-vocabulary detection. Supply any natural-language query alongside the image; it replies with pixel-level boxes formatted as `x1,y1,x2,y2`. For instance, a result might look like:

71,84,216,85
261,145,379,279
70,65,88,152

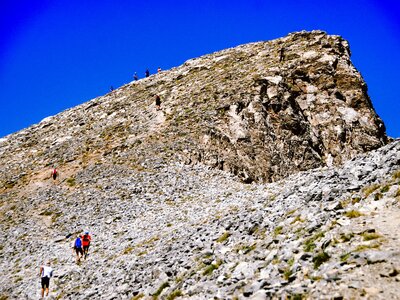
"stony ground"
0,139,399,299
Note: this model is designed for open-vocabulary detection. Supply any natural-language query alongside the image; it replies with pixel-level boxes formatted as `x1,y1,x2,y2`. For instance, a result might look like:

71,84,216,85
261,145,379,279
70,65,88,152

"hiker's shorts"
41,277,50,289
75,247,83,256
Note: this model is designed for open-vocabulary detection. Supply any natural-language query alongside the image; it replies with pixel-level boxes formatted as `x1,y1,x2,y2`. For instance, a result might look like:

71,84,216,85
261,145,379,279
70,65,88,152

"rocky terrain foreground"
0,31,399,299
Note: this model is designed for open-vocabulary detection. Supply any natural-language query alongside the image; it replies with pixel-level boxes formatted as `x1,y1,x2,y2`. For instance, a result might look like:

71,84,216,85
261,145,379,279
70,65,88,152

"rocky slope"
0,31,387,186
0,31,398,300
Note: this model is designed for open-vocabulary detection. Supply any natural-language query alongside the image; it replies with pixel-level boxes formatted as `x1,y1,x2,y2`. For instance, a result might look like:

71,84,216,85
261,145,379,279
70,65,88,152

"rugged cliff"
0,31,398,300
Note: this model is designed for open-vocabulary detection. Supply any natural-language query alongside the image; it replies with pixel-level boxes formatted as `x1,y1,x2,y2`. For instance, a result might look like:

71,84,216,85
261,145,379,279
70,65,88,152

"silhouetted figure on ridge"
145,69,150,77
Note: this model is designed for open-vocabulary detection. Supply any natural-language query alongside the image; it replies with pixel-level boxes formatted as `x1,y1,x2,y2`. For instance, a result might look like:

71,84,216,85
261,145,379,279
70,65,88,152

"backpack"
83,234,90,243
75,237,82,248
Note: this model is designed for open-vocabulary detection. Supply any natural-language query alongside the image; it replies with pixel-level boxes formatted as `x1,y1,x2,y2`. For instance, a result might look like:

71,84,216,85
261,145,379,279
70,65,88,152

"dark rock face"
193,31,387,182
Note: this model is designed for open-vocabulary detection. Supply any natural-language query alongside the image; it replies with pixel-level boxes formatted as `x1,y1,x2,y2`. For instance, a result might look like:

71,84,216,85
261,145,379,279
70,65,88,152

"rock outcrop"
0,31,397,300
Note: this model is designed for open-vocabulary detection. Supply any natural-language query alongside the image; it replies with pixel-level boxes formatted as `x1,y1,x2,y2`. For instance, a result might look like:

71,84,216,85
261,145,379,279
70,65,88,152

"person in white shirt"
39,261,53,298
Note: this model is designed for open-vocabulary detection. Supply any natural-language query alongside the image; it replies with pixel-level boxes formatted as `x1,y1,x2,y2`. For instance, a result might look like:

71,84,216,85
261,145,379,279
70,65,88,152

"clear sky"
0,0,399,138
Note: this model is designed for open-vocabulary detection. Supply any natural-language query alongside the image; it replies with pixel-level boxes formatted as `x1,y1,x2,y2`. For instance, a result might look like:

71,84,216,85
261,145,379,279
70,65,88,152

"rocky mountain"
0,31,398,300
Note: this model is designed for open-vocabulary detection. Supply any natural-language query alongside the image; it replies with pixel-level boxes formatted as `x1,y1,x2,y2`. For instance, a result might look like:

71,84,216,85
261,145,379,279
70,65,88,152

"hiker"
145,69,150,77
73,235,83,262
39,261,53,298
51,168,57,180
155,94,161,110
82,231,92,259
279,47,285,62
157,67,161,73
110,86,114,92
134,72,138,81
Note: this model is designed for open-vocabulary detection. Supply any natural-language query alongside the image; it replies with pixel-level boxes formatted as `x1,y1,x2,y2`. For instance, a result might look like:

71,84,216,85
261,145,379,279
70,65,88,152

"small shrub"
166,290,182,300
361,232,381,241
291,215,304,224
345,210,363,218
355,243,380,252
340,233,354,242
241,244,256,254
392,170,400,179
312,252,330,269
340,252,351,262
380,185,390,193
66,177,76,187
288,257,295,267
123,246,134,254
283,267,292,280
351,197,361,204
203,260,222,276
153,282,169,298
274,226,283,236
51,212,62,223
395,188,400,198
363,184,380,197
272,258,280,265
286,209,296,216
374,192,383,201
39,211,53,216
304,231,325,252
131,294,144,300
289,294,306,300
217,232,230,243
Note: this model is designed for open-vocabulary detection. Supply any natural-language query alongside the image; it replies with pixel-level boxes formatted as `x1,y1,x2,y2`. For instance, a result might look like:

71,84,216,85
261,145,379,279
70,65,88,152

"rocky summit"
0,30,399,300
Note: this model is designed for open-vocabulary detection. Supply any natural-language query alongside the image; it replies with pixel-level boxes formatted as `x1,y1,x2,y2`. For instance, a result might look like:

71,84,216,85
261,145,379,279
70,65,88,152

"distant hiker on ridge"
134,72,138,81
51,167,58,180
110,86,114,92
145,69,150,77
155,94,161,110
39,261,53,298
82,231,92,259
157,67,161,73
73,235,83,262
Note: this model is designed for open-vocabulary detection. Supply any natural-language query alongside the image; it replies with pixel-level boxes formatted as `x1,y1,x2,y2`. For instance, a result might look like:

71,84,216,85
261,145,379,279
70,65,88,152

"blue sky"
0,0,399,138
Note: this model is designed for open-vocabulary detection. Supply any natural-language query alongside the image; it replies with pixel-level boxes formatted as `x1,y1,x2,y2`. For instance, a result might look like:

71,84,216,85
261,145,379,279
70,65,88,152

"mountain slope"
0,30,387,187
0,31,397,300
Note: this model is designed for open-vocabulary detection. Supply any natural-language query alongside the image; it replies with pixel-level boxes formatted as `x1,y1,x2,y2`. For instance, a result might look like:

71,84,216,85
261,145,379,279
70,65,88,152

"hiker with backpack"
145,69,150,77
51,167,58,180
73,235,83,262
82,231,92,259
39,261,53,298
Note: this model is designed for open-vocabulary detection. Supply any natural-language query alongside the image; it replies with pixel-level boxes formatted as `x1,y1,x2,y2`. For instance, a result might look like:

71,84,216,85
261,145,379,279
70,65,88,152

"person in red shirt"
82,231,92,259
51,168,57,180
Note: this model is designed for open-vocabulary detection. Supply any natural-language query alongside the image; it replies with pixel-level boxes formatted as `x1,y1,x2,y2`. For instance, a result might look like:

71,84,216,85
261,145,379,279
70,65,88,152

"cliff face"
0,31,398,300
